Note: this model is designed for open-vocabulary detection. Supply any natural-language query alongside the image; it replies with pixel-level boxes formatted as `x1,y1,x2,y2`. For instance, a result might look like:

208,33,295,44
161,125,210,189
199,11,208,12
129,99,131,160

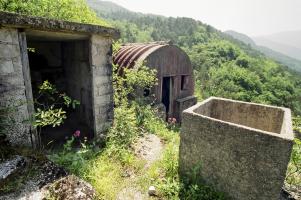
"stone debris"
280,188,297,200
0,155,26,182
148,186,156,196
0,156,96,200
38,160,68,188
282,185,300,200
43,175,96,200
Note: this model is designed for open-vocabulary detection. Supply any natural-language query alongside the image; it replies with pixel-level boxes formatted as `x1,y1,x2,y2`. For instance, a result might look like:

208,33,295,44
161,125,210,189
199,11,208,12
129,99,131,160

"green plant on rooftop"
0,0,109,26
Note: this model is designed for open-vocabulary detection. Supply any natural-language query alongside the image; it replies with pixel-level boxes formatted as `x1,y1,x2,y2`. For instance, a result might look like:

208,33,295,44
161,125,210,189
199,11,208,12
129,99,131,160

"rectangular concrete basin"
179,97,294,200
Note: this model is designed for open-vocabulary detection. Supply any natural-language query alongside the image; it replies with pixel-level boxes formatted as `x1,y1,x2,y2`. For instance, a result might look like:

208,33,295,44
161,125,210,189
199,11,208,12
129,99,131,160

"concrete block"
179,97,294,200
0,59,14,74
0,43,20,59
94,76,112,87
94,94,112,106
90,35,111,67
176,95,197,122
0,28,18,43
93,65,112,76
97,84,113,96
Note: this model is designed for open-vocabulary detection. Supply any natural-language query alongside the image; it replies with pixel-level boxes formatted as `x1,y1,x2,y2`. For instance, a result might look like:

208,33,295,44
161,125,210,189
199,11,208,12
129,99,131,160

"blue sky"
107,0,300,36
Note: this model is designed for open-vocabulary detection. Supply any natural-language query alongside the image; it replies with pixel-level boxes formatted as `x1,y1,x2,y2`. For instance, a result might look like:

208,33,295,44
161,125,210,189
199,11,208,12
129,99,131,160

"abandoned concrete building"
114,42,197,122
0,12,119,147
180,97,294,200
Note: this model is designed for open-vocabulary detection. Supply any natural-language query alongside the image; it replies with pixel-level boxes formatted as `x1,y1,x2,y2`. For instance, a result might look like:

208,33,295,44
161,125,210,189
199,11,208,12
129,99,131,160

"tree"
0,0,108,26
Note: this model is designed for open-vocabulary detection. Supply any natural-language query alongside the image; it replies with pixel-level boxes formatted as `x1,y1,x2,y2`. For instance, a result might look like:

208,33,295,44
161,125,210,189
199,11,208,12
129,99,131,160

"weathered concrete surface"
176,95,197,123
179,97,294,200
0,11,119,39
0,28,32,146
90,35,114,140
64,40,94,133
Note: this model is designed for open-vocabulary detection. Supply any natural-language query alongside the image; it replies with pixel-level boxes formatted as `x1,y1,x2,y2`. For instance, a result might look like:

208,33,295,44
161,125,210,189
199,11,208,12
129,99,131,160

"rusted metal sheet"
113,42,167,68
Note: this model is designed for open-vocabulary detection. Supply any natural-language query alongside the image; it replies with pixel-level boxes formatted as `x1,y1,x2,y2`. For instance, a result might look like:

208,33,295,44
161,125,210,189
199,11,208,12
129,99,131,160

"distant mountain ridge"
224,30,256,46
253,30,301,61
225,30,301,73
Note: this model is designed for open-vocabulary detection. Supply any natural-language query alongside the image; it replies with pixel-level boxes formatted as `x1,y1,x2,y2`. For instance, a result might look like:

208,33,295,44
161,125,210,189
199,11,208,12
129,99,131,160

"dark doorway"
26,36,93,148
162,77,171,114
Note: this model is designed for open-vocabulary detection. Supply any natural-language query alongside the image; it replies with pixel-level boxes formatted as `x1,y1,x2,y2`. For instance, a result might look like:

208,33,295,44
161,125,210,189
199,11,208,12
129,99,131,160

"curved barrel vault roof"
113,41,171,69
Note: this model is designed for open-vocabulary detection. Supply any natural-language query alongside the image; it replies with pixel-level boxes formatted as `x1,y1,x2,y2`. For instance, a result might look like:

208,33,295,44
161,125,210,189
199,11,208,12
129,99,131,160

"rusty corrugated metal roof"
113,41,170,69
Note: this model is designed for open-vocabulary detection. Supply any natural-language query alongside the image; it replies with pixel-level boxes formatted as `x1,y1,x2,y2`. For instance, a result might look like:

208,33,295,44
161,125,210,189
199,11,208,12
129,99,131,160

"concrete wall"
0,28,32,146
194,98,284,133
179,97,294,200
90,35,114,140
175,96,197,123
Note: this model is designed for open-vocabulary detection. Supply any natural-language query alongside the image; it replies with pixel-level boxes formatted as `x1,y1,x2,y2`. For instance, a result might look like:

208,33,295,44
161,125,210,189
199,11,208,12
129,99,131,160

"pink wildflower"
73,130,80,137
168,117,177,124
172,118,177,123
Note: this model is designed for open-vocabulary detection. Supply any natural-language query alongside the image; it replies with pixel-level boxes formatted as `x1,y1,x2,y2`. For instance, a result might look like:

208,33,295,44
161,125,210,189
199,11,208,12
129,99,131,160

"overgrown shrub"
48,135,96,175
33,80,80,147
286,138,301,189
293,116,301,133
33,80,80,129
0,0,108,26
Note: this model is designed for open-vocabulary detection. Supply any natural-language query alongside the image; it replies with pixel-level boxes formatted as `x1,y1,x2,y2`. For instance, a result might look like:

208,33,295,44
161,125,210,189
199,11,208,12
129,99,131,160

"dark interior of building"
26,31,93,147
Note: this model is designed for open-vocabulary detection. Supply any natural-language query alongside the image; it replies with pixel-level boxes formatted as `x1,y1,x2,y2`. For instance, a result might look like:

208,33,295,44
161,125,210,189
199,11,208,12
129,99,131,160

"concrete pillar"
90,35,114,140
0,28,32,146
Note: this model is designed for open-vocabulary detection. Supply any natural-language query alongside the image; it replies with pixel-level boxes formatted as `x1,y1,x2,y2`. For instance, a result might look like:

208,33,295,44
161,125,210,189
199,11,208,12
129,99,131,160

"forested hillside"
87,0,301,115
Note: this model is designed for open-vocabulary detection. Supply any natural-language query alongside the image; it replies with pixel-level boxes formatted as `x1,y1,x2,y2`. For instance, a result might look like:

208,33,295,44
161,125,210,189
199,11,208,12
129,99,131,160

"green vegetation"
1,0,300,199
33,80,80,129
286,138,301,189
0,0,109,26
293,116,301,133
32,80,80,147
48,60,227,199
87,0,301,115
288,117,301,188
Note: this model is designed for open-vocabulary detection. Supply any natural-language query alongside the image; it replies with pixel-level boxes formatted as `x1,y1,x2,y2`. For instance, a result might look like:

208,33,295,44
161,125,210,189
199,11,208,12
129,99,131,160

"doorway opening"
162,77,172,116
26,31,93,147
